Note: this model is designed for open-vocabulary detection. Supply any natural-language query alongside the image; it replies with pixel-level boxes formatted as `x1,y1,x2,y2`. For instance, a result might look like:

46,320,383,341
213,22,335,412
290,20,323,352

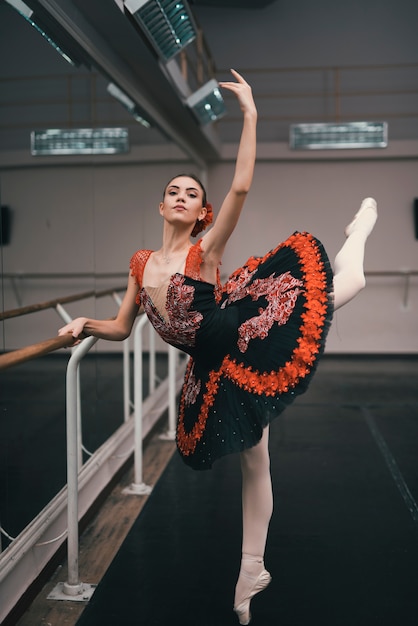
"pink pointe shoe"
233,568,272,625
345,197,378,238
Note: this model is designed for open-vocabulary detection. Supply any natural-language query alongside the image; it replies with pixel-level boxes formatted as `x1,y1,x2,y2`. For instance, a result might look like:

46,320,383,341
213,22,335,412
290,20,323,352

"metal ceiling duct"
26,0,222,166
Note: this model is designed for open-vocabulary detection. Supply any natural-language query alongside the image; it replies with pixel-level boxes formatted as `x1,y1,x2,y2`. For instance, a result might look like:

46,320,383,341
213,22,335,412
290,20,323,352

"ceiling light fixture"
124,0,197,61
186,79,226,125
31,128,130,156
107,83,151,128
4,0,77,66
290,121,388,150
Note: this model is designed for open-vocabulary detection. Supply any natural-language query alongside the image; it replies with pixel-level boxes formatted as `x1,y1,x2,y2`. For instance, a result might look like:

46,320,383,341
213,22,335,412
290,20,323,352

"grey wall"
1,148,417,353
1,0,417,354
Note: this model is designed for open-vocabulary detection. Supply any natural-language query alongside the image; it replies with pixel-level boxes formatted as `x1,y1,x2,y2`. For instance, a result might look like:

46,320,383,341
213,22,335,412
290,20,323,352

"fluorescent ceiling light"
186,79,226,125
5,0,31,18
290,122,388,150
124,0,197,61
4,0,77,66
107,83,151,128
31,128,130,155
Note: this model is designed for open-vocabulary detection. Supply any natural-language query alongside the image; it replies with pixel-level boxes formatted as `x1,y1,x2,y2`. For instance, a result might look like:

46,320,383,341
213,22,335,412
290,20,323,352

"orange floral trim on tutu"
177,360,222,456
177,232,331,457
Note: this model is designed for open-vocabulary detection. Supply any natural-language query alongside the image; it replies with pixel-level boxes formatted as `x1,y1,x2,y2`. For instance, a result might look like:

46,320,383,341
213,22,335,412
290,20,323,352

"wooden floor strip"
15,430,176,626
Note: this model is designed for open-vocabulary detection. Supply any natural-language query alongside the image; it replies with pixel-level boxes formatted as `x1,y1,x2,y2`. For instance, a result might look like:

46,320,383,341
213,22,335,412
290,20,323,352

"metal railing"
365,269,418,310
0,287,186,621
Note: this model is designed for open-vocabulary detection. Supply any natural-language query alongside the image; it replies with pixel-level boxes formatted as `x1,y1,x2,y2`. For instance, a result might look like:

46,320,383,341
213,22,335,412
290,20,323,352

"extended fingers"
218,80,251,96
58,323,80,338
58,325,69,336
219,69,252,97
219,69,256,115
219,68,249,89
229,68,248,83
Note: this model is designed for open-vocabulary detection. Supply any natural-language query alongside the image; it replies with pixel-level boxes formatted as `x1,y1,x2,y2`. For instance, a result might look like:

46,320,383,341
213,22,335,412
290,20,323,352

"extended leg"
234,426,272,624
333,198,378,310
240,426,272,557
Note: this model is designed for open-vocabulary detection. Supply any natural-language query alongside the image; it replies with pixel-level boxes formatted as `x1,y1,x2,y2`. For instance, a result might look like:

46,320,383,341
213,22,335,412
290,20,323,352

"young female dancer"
59,70,377,624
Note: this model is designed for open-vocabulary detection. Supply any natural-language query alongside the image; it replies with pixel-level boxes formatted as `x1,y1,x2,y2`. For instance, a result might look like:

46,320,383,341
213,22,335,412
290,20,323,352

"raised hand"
219,69,257,118
199,69,257,258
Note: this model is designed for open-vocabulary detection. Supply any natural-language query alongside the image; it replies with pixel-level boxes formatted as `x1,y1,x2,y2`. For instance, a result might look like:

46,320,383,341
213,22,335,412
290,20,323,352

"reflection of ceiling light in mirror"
186,80,226,125
4,0,77,66
107,83,151,128
31,128,130,156
290,122,388,150
124,0,197,61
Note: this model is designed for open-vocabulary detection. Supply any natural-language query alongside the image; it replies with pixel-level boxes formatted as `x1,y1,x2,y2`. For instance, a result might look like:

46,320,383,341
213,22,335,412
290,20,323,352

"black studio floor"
0,353,168,541
2,355,418,625
70,355,418,626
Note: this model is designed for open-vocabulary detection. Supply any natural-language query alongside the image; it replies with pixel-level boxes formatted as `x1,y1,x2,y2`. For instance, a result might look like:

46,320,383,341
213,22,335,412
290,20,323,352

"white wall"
217,153,418,353
1,146,417,353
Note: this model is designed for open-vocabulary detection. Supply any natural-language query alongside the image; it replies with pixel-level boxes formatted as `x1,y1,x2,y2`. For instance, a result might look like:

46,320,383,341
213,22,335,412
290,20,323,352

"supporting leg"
239,426,272,557
333,197,378,310
234,426,272,624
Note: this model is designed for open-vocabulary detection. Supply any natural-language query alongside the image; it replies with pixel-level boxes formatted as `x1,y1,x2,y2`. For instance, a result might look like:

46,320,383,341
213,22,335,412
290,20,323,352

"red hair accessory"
191,202,213,237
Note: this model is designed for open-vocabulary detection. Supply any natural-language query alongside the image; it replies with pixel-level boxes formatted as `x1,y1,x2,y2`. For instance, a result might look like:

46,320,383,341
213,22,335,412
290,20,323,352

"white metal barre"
123,315,153,495
159,345,178,441
55,335,98,600
112,292,133,422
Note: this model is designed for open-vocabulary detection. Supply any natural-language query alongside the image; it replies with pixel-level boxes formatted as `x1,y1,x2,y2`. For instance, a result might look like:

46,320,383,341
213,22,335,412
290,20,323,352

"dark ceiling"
1,0,417,165
190,0,275,6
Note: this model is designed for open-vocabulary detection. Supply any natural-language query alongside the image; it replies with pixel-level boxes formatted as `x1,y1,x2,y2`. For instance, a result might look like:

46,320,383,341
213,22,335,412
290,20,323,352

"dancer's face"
160,176,207,229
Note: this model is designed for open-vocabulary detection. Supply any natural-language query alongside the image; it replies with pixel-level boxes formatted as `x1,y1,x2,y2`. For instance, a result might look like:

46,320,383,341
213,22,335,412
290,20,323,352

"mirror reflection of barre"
3,0,84,66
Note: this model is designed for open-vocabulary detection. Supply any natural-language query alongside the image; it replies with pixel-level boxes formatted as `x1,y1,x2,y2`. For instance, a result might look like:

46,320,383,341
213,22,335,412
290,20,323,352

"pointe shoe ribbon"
233,569,272,625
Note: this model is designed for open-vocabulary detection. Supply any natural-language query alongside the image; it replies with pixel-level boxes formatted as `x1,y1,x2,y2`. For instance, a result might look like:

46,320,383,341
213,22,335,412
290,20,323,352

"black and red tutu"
130,231,334,470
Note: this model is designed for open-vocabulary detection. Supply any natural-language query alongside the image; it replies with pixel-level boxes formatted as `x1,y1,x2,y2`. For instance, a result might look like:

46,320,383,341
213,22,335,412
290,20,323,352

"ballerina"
58,69,377,624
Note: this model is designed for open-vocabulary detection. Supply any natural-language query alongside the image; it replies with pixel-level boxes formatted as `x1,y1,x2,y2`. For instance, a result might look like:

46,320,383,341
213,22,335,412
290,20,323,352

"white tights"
235,198,378,602
235,426,272,605
333,197,377,310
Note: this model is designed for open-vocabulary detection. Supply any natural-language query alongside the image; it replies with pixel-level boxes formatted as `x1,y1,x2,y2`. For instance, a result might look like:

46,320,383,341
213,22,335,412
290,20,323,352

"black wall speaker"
1,205,11,245
414,199,418,240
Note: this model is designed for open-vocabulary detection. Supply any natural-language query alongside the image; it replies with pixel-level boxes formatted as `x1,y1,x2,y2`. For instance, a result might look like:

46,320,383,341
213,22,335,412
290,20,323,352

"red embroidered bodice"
130,240,222,351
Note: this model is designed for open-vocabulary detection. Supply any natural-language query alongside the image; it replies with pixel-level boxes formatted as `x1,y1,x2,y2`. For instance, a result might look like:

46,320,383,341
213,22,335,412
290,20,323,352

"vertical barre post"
122,315,152,495
149,324,156,395
63,336,97,594
123,337,131,422
167,345,177,439
113,292,132,422
402,271,411,310
133,318,144,486
159,346,183,441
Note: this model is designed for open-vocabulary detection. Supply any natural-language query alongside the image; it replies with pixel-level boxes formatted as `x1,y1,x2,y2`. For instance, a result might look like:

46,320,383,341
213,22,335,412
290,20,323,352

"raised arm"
58,271,140,343
202,69,257,258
